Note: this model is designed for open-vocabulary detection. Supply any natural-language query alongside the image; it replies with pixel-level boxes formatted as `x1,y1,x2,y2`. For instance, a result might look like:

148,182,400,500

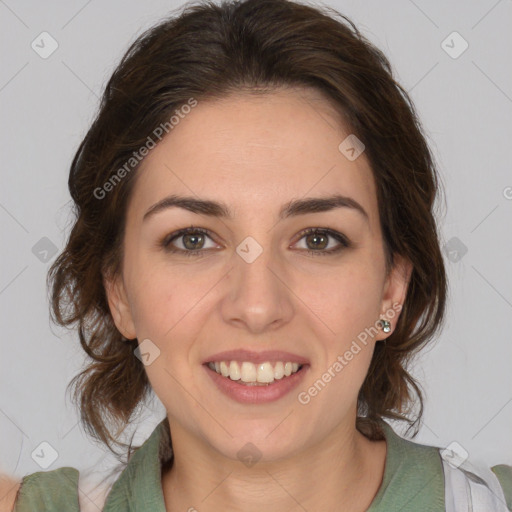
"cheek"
124,258,215,386
125,265,205,409
295,258,385,340
297,266,381,413
124,248,202,339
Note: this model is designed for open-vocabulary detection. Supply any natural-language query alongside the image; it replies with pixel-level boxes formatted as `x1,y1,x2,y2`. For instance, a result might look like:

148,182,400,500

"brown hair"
48,0,447,455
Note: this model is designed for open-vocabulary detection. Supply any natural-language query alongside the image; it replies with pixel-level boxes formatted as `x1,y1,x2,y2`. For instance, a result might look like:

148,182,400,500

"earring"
379,318,391,333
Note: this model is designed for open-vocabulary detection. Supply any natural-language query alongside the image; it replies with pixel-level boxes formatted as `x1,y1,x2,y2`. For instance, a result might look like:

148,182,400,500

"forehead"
128,87,379,226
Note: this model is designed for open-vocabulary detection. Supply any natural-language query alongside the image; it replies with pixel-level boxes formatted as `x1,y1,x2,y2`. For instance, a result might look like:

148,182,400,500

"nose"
220,238,294,334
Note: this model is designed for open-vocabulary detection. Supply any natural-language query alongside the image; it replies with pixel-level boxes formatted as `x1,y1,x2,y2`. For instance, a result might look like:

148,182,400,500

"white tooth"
214,360,301,382
274,361,285,380
220,361,229,377
241,362,257,382
229,361,241,380
257,362,275,383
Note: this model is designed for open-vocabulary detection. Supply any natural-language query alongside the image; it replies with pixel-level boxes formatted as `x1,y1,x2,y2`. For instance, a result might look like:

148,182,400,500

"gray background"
1,0,511,481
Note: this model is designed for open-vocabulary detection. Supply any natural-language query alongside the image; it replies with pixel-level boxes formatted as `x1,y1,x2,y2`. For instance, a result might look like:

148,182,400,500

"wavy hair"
48,0,447,455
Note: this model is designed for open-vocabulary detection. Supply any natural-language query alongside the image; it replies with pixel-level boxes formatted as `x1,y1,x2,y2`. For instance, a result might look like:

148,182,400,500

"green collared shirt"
13,418,512,511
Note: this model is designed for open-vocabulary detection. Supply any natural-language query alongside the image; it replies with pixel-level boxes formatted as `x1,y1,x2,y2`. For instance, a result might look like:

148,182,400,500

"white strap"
77,475,114,512
77,457,126,511
441,449,509,511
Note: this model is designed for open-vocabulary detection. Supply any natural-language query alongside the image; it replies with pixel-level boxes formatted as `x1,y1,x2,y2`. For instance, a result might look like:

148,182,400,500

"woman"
2,0,511,510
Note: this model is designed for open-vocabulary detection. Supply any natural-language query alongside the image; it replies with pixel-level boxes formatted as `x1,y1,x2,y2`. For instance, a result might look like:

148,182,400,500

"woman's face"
106,87,411,462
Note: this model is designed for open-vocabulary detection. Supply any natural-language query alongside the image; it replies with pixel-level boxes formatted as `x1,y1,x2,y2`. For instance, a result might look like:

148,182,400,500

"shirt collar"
102,417,443,510
103,417,172,512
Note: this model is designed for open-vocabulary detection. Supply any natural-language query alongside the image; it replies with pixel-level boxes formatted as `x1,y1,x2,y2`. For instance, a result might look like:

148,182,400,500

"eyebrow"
142,193,369,223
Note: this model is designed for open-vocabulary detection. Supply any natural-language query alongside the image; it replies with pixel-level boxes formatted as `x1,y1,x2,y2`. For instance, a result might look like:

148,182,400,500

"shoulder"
6,462,125,512
378,422,512,511
440,458,512,511
6,466,80,512
433,438,511,511
3,419,170,512
0,473,21,512
374,422,446,509
492,464,512,511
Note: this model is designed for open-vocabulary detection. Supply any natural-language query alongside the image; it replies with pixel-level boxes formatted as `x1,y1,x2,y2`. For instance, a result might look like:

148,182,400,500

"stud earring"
379,318,391,333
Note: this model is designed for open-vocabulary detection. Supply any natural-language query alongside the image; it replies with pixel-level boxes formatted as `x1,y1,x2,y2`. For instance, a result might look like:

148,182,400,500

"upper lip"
203,349,310,365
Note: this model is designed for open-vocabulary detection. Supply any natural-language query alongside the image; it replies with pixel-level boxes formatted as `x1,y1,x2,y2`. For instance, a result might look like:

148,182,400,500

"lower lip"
204,364,309,404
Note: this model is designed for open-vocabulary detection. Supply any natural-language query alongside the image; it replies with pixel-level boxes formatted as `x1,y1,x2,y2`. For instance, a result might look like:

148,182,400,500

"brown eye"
305,231,329,250
181,232,206,250
161,227,218,257
294,228,350,256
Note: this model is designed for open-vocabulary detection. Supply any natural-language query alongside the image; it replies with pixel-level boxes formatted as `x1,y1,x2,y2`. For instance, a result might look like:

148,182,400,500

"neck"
161,418,387,512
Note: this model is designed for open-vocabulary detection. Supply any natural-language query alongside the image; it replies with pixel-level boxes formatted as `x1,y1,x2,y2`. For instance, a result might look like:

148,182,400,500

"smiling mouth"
206,360,305,385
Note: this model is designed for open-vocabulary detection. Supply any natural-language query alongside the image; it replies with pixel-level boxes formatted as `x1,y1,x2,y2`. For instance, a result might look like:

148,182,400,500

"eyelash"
160,226,351,258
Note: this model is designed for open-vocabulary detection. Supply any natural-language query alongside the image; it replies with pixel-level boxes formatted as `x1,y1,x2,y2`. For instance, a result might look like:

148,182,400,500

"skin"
0,474,20,512
105,87,412,512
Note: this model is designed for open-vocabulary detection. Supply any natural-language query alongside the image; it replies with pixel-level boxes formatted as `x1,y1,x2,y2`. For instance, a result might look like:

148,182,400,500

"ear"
103,272,137,340
375,254,413,341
